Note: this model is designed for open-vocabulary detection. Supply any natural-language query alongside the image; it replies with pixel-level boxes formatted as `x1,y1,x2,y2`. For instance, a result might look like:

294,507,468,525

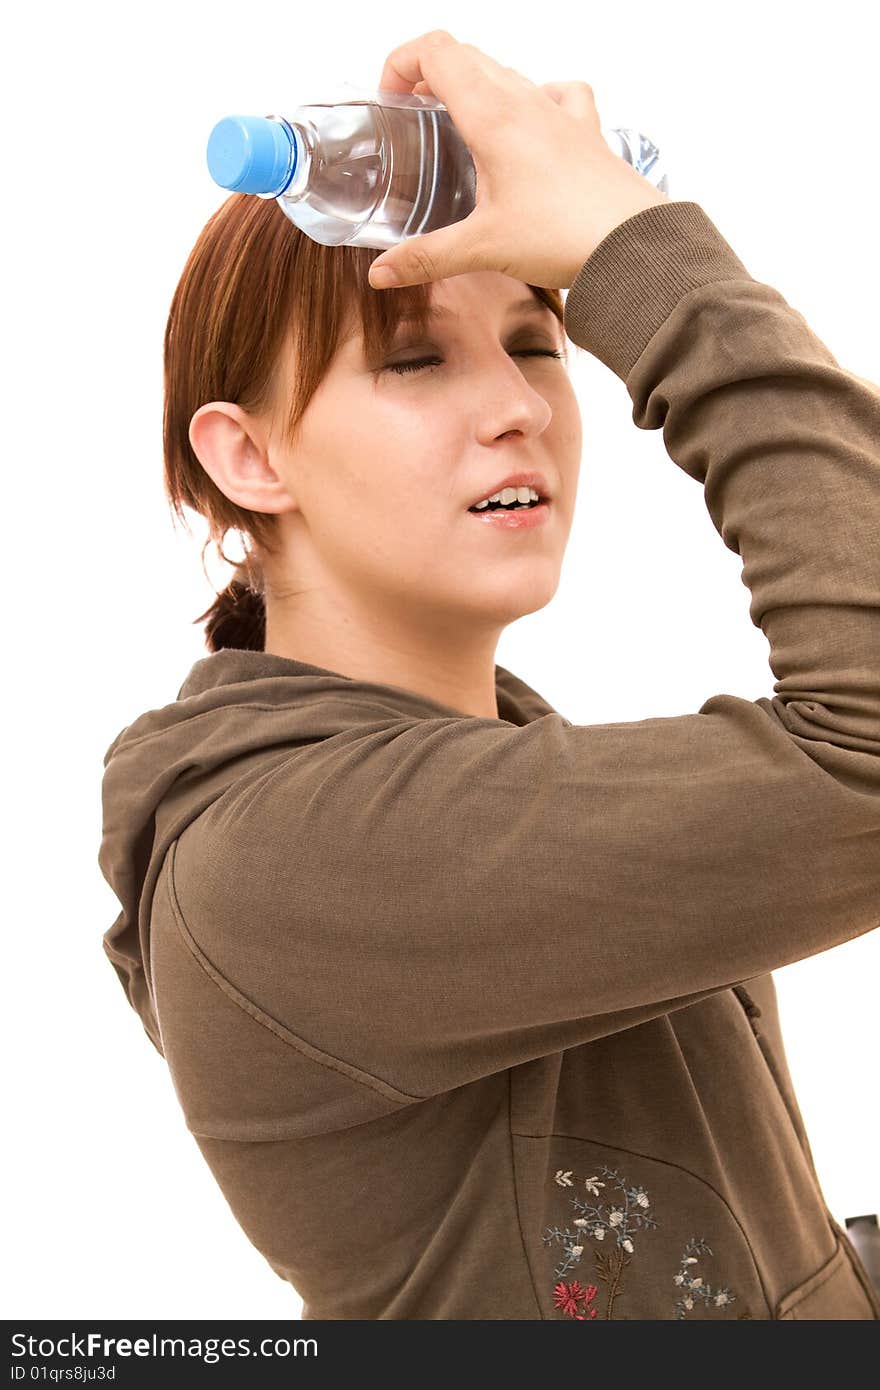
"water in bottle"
206,83,669,252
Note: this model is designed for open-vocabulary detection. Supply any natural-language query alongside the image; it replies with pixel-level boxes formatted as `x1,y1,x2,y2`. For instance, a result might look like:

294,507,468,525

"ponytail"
194,554,266,653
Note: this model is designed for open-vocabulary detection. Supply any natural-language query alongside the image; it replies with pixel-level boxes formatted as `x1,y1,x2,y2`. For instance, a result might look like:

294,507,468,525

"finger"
377,33,494,138
377,29,462,93
368,211,486,289
377,32,521,124
539,80,599,125
503,64,538,91
378,31,511,90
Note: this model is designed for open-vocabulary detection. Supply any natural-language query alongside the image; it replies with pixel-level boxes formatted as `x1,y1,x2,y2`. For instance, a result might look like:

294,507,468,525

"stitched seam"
731,987,820,1182
510,1128,773,1319
114,699,463,754
113,701,312,752
780,1237,843,1315
506,1073,545,1320
166,839,423,1106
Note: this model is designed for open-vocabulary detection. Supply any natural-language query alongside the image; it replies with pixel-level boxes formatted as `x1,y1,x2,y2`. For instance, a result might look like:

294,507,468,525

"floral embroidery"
553,1279,599,1319
672,1237,741,1319
543,1161,746,1319
543,1163,658,1319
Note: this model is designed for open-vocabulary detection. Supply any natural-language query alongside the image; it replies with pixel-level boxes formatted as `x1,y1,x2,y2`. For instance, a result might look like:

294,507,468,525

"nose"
478,370,553,447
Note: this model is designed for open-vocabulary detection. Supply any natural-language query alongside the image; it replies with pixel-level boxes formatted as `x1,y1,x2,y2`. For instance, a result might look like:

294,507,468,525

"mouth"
467,494,549,515
466,498,551,529
466,471,551,513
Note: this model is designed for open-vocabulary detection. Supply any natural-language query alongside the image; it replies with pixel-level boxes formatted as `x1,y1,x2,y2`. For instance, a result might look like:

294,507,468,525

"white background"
4,0,878,1319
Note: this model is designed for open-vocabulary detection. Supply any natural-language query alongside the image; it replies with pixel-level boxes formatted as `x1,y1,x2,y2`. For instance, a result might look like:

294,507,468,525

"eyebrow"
395,297,555,324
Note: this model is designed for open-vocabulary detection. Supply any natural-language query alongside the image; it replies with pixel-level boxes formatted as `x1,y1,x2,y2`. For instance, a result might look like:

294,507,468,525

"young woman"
99,32,880,1319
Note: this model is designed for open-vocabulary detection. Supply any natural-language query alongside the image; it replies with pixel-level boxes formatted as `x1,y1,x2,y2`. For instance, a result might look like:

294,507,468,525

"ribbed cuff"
562,200,755,381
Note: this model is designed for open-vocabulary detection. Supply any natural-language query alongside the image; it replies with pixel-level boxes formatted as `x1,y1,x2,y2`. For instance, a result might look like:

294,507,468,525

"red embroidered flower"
554,1280,599,1318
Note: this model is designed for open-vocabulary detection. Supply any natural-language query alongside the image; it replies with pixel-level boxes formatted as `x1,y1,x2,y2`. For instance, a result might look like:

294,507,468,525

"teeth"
473,485,540,510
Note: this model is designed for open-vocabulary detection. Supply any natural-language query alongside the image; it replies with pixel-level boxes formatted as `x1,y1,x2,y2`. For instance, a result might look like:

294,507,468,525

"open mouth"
467,495,548,514
466,497,551,528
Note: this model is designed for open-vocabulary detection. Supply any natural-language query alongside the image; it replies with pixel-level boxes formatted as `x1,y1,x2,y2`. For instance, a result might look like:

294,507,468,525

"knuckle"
494,88,519,120
464,221,495,272
408,244,438,281
459,42,493,74
505,64,534,87
471,240,496,273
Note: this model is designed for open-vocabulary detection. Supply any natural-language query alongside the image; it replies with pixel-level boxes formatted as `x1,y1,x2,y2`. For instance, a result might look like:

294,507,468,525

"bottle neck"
273,118,311,201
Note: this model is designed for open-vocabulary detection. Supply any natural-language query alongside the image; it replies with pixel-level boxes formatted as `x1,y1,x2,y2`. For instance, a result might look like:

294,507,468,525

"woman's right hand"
368,30,669,293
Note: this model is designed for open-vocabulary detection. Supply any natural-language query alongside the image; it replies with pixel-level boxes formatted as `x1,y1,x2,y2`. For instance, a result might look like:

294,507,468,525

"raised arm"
167,200,880,1103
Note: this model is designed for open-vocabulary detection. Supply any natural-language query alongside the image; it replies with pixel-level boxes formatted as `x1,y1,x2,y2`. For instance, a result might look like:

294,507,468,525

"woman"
98,32,880,1319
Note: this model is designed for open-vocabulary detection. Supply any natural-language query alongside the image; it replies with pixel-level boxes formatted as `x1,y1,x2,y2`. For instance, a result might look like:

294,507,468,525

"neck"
263,590,502,720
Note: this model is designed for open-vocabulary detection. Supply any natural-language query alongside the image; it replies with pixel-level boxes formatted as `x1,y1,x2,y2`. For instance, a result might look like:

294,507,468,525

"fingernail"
370,265,400,288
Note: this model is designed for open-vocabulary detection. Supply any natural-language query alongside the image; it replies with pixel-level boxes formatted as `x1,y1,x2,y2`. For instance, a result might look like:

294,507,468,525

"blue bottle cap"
206,115,295,195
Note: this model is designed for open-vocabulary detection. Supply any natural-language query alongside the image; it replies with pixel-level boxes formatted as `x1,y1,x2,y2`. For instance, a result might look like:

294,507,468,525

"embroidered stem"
545,1163,654,1318
605,1247,625,1319
593,1244,632,1318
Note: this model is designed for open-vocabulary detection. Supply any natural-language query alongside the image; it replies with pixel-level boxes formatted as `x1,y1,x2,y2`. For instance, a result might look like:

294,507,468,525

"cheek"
550,390,583,481
348,396,464,508
305,401,460,560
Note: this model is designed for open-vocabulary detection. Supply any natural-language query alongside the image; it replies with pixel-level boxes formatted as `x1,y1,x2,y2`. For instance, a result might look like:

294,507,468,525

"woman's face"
264,270,583,643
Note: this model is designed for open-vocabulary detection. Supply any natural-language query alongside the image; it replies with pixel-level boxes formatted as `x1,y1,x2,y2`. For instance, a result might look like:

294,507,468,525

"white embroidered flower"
674,1274,684,1285
691,1277,703,1288
573,1218,588,1228
608,1209,624,1226
555,1170,574,1187
683,1296,694,1310
594,1226,605,1240
715,1292,729,1306
636,1193,650,1207
622,1239,634,1253
584,1176,605,1195
571,1245,584,1257
684,1257,698,1264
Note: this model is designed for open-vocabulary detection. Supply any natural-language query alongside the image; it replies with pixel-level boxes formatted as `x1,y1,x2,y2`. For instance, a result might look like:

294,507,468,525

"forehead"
394,296,555,327
347,294,559,351
331,285,562,364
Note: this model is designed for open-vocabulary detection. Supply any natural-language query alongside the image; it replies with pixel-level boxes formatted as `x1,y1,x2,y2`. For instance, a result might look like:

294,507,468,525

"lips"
468,470,551,509
467,499,551,529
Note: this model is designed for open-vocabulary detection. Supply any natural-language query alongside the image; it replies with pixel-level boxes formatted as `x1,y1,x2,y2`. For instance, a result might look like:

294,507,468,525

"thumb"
368,212,484,289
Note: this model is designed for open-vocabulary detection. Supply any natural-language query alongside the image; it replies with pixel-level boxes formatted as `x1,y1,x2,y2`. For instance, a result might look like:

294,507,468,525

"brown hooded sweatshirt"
99,199,880,1321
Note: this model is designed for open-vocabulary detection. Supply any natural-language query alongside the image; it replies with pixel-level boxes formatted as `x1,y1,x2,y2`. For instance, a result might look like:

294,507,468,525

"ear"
188,402,294,514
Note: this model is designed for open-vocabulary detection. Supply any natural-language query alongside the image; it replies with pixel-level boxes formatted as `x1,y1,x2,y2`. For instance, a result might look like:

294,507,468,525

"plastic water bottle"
206,83,669,252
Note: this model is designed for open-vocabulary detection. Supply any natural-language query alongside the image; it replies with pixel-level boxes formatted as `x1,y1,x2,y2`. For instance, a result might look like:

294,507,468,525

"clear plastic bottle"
206,83,669,252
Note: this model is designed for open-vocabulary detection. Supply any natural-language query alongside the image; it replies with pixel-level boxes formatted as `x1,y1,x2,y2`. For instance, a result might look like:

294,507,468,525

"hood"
98,647,560,1055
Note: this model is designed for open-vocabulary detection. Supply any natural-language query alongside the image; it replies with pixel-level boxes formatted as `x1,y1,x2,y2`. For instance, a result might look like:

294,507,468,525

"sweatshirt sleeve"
174,199,880,1103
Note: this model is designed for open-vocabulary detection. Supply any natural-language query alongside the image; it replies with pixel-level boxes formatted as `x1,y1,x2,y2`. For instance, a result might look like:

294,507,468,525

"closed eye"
384,348,565,375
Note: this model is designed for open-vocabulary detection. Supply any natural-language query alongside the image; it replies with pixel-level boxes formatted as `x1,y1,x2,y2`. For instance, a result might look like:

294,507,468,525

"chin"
477,581,560,625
